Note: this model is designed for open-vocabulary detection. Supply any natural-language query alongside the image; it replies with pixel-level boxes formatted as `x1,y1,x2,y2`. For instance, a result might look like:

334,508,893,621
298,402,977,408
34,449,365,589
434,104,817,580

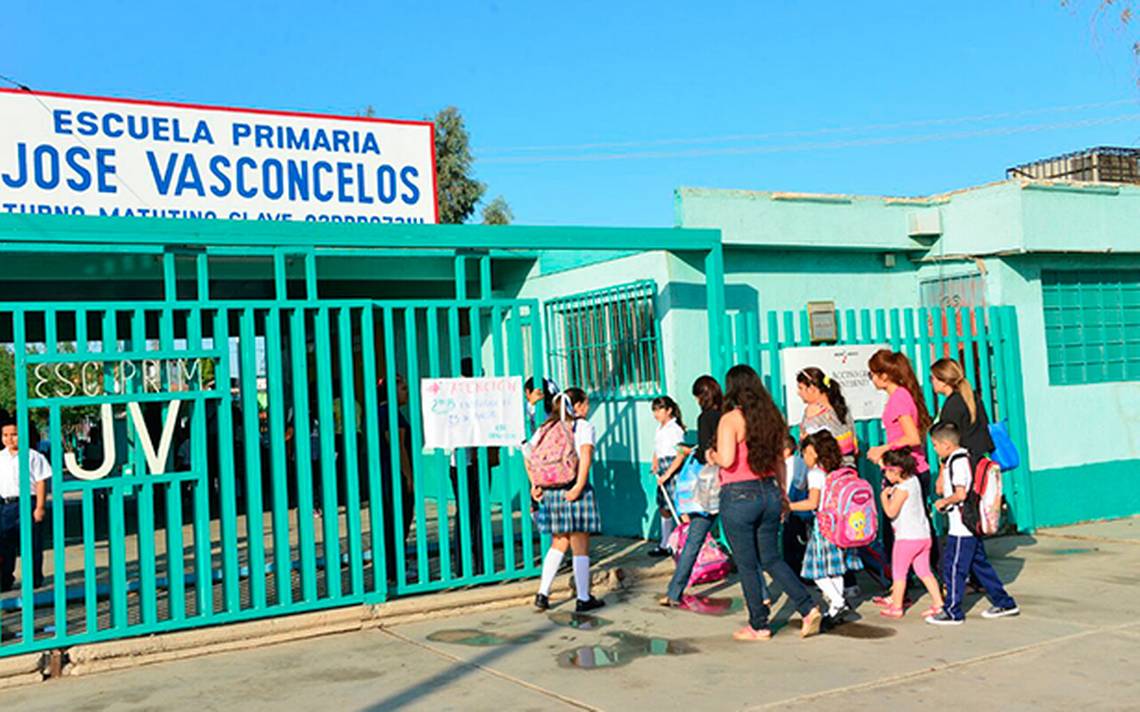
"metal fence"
0,296,546,657
723,305,1034,531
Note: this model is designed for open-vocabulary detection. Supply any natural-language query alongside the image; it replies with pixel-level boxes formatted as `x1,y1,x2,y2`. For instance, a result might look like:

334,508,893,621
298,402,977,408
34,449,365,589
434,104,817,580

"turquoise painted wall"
508,250,715,538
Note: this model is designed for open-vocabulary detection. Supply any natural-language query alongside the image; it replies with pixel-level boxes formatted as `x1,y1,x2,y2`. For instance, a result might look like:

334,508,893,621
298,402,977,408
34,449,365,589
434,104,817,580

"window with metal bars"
544,280,664,398
1042,269,1140,385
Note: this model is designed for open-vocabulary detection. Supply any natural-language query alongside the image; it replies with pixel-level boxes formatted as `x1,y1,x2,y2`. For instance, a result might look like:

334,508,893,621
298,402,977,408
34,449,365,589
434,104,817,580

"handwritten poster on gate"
421,377,525,450
781,344,889,424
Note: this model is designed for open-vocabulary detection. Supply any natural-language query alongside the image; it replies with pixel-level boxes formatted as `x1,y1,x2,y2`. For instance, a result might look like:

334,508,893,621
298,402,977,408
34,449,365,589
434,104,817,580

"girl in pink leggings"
876,450,943,619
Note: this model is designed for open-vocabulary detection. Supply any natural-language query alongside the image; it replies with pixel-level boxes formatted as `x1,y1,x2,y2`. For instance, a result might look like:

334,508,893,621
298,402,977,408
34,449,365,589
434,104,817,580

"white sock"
660,517,675,549
538,549,564,596
816,576,846,615
573,555,591,601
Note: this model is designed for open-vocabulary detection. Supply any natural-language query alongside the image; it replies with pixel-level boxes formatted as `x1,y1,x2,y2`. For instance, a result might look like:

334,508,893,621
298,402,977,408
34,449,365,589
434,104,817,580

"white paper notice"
420,376,525,450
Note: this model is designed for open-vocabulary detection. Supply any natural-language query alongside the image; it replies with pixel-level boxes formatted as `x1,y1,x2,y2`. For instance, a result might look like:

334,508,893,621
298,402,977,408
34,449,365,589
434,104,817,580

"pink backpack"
526,418,579,487
666,521,731,586
817,466,878,548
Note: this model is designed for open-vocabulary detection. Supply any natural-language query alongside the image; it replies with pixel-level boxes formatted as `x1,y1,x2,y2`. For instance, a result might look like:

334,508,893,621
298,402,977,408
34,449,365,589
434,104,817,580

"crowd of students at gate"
523,350,1019,639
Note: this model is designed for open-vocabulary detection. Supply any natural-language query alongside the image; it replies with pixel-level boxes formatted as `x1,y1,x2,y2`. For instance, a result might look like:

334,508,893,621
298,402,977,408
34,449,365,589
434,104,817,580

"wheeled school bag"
817,466,878,548
660,483,730,586
673,451,704,515
526,418,579,488
665,521,732,586
961,457,1003,537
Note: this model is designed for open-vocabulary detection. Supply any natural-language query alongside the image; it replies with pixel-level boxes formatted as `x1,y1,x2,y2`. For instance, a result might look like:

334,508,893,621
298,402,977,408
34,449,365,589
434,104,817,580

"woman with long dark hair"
707,365,822,641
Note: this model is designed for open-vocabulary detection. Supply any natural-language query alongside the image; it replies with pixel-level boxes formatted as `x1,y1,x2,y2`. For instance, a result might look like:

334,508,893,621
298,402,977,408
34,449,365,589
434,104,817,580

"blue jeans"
666,513,769,602
720,479,815,630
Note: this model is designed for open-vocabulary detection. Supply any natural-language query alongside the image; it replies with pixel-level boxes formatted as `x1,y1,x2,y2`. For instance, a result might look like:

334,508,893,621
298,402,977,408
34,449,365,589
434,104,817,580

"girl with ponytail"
930,358,994,468
866,350,933,470
867,350,938,589
796,367,858,467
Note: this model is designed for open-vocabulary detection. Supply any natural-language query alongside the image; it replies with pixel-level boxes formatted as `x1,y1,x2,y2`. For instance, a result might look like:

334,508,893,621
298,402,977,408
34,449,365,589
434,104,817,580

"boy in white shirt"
0,419,52,591
926,423,1018,626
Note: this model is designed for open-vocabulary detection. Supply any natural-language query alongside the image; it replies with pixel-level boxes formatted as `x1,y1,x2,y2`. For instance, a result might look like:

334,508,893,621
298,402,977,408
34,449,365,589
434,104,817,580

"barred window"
544,280,664,397
1042,269,1140,385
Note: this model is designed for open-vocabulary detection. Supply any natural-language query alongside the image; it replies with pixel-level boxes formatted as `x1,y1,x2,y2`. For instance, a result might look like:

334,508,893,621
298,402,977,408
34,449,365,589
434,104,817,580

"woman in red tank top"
707,365,822,640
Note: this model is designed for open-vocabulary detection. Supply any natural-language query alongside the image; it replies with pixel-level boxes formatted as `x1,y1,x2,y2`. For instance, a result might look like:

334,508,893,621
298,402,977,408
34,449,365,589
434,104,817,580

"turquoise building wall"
494,179,1140,533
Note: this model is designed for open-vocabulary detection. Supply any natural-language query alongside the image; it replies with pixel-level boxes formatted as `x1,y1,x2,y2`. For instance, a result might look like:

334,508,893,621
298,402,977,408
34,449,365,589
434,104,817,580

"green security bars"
0,213,726,658
724,305,1035,532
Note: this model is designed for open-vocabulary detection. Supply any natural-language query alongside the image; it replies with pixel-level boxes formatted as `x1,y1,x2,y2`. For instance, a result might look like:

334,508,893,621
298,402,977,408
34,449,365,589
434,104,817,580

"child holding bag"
649,396,686,557
876,450,943,619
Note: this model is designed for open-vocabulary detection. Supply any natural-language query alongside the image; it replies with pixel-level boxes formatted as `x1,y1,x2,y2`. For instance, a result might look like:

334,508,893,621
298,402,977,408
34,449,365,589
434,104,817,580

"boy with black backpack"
926,423,1019,626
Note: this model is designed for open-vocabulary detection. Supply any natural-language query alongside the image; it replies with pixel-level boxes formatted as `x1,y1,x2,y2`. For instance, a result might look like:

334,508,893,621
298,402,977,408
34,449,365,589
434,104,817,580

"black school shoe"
575,596,606,613
981,605,1020,619
647,546,672,558
534,593,550,611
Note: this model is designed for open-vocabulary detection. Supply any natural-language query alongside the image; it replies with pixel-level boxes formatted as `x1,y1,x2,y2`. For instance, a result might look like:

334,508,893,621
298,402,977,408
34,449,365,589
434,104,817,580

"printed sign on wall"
421,377,525,450
781,344,890,424
0,89,437,224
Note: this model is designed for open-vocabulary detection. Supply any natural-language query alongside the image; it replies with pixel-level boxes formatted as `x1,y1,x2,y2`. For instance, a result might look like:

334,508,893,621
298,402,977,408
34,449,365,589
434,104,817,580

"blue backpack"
988,421,1020,471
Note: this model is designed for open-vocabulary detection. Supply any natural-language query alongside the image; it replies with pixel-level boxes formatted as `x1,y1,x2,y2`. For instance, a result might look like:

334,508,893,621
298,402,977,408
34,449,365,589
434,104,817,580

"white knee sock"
538,549,564,596
816,576,846,614
573,555,591,601
660,517,675,549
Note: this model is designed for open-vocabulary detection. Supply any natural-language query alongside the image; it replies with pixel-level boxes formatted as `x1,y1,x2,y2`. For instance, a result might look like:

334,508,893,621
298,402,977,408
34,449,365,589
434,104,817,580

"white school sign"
781,344,889,424
0,89,437,224
421,377,526,450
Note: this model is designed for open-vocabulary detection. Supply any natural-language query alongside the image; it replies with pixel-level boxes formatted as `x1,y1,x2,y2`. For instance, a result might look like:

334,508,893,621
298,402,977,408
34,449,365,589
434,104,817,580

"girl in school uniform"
790,431,863,624
649,396,686,557
528,388,605,613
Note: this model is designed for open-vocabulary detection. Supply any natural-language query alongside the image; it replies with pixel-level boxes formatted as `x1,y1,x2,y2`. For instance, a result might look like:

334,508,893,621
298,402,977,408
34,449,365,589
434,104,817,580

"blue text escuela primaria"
0,108,426,205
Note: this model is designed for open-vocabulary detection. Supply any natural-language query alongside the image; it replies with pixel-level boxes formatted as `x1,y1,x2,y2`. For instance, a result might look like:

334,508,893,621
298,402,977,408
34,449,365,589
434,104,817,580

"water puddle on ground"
547,612,612,630
1044,547,1099,556
677,594,742,616
826,622,896,640
557,632,698,670
426,629,539,646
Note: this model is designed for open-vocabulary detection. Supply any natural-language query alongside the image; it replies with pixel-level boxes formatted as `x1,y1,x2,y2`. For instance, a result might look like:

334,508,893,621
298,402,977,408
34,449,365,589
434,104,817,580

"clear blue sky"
10,1,1140,226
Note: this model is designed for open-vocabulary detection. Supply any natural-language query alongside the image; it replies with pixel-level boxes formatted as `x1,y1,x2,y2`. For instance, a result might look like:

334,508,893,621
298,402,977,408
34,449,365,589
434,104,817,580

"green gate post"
705,244,727,377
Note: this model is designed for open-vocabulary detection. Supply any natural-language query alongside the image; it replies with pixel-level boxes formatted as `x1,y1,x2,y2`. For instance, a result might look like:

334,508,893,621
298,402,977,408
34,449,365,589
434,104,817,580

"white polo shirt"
0,449,53,499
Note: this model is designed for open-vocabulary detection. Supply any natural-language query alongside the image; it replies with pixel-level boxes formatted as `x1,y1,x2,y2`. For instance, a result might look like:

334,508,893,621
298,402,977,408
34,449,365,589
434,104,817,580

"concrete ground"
1,518,1138,711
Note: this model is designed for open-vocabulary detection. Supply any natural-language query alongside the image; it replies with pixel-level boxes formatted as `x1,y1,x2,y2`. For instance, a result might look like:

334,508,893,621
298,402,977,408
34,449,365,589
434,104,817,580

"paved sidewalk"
1,519,1138,711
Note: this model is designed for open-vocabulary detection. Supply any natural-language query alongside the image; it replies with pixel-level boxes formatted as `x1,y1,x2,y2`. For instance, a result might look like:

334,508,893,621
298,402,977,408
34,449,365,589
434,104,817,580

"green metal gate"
0,295,546,657
723,305,1035,531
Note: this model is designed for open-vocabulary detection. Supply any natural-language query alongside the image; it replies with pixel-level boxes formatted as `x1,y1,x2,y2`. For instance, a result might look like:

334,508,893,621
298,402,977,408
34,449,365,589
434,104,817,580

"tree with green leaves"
431,106,487,224
481,196,513,225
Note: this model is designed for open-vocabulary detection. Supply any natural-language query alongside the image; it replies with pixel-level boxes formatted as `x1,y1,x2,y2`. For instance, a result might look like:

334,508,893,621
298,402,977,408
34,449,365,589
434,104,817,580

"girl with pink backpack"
525,388,606,613
789,431,865,624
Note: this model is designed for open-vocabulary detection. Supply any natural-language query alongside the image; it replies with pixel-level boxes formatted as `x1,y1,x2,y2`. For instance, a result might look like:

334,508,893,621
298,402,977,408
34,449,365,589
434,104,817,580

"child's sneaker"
925,611,963,626
981,605,1020,619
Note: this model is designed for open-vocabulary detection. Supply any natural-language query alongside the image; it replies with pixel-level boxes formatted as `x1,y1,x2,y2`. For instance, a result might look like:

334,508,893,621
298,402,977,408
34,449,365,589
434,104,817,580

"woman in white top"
877,449,943,619
649,396,686,557
527,388,605,613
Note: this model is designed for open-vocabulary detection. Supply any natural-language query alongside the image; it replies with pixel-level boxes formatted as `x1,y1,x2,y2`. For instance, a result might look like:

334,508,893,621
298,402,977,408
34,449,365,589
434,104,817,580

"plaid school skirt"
536,485,603,535
801,517,863,580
